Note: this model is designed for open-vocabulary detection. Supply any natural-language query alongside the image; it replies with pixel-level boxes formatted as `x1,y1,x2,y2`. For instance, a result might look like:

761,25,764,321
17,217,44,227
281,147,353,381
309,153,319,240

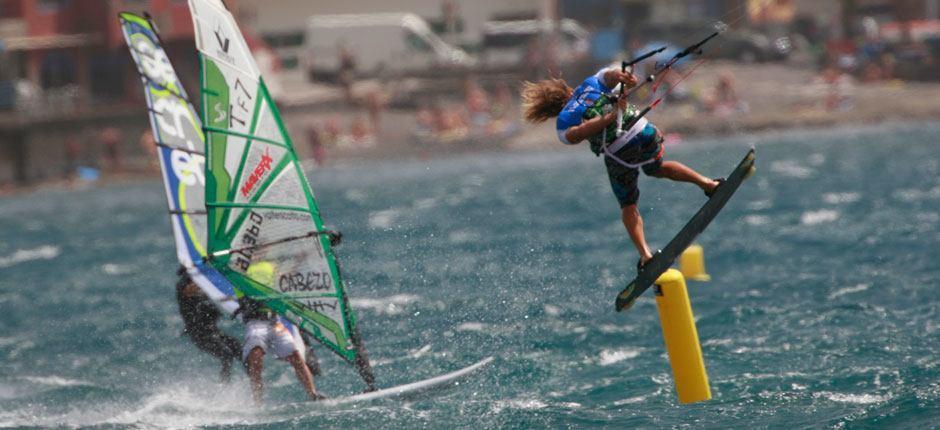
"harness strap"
600,114,654,169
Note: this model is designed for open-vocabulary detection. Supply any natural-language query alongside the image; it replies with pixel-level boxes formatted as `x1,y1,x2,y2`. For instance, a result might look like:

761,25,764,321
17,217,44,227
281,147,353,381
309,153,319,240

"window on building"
0,0,23,18
38,0,70,12
40,51,76,89
89,52,125,100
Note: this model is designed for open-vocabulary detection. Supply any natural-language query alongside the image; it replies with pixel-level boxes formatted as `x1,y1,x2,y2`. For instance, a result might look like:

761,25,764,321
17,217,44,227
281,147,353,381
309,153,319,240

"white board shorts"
242,320,299,362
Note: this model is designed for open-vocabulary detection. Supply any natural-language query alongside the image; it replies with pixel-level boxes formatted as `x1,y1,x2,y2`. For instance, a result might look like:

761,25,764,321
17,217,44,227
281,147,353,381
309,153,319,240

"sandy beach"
3,61,940,195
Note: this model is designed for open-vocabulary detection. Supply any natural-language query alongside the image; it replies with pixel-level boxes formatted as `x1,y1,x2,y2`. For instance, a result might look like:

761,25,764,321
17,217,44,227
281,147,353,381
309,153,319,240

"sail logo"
233,211,264,272
212,25,235,63
241,149,274,197
214,26,231,54
170,150,205,186
212,102,227,124
132,36,177,90
279,271,332,292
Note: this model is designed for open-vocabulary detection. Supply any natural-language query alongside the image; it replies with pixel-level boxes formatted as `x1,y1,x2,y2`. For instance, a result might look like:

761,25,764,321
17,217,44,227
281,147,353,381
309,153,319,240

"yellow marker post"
654,269,711,404
679,244,711,281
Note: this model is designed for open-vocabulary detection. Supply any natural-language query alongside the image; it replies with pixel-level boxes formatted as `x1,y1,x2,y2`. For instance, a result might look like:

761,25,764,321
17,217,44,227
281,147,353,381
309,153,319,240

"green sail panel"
189,0,361,362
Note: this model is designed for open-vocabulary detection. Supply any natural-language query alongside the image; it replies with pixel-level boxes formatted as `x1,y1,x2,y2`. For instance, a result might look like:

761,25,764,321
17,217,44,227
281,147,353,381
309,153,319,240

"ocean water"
1,123,938,428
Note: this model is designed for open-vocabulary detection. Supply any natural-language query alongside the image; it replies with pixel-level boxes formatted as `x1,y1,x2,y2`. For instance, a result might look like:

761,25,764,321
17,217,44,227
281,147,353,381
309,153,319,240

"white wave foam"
0,382,270,428
702,338,733,347
744,214,770,226
448,230,479,244
808,153,826,166
102,263,133,276
828,283,870,300
351,294,421,315
801,209,840,225
748,199,773,210
491,398,549,414
457,322,486,332
770,160,813,178
823,192,861,204
597,348,641,366
413,198,437,210
367,209,400,229
543,304,561,317
894,186,940,202
22,375,94,388
0,245,59,268
613,396,646,405
598,324,635,334
409,344,432,359
816,391,891,404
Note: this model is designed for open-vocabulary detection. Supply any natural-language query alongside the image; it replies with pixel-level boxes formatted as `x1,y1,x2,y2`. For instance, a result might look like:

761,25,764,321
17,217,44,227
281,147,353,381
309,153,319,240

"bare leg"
650,161,719,194
247,347,265,404
622,204,654,265
287,351,320,401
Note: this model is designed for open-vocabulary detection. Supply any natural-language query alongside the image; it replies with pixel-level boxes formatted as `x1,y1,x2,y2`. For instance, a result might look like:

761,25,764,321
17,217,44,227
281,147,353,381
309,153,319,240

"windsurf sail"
119,12,309,358
187,0,375,387
119,12,238,312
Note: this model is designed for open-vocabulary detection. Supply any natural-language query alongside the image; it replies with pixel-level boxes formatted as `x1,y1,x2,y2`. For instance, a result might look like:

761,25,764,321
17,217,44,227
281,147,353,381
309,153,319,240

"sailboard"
323,356,494,406
187,0,376,388
119,12,307,355
615,148,756,312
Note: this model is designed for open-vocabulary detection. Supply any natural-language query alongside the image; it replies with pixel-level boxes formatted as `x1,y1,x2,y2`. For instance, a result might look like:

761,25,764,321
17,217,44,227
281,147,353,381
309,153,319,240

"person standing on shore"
521,67,721,269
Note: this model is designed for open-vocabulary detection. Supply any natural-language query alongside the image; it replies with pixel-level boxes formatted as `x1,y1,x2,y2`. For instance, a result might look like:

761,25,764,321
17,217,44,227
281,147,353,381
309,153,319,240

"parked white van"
305,13,476,80
480,19,590,72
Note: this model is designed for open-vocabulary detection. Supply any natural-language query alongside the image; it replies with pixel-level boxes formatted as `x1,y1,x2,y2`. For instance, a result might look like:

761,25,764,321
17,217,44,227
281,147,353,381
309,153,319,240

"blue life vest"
555,70,612,144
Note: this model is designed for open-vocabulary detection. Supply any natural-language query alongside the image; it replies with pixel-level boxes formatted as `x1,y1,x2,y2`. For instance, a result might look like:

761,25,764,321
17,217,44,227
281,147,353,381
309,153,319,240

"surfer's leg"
608,163,653,264
246,346,265,403
287,351,321,401
622,204,654,265
648,161,719,194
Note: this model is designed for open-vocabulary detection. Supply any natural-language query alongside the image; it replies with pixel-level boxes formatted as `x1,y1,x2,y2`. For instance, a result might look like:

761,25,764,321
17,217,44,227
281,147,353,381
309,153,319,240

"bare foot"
704,178,725,197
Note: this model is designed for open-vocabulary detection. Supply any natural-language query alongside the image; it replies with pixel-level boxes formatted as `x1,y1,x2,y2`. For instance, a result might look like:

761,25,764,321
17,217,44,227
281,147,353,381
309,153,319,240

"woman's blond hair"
521,78,573,123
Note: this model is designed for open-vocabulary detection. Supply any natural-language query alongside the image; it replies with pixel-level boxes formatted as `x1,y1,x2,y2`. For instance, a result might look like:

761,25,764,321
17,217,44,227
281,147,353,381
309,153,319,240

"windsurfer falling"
521,67,721,269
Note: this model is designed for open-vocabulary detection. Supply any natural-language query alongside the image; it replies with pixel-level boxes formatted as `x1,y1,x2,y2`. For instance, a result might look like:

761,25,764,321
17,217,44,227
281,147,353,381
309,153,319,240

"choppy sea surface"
1,123,939,428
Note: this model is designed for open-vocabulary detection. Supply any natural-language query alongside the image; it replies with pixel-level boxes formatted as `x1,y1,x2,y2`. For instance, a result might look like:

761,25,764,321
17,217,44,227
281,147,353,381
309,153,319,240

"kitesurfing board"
322,356,494,406
615,148,756,312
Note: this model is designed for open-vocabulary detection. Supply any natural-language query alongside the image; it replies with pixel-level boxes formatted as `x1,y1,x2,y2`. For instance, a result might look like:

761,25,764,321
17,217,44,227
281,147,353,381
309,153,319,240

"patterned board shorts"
606,127,666,208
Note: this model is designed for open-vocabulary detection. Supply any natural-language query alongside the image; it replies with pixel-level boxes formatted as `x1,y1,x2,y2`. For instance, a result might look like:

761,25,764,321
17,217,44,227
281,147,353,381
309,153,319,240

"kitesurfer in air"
175,267,242,383
521,67,722,269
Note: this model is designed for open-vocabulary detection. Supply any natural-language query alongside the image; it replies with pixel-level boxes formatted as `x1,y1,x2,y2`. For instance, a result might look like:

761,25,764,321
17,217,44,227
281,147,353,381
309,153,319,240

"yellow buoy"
679,244,711,281
654,269,711,404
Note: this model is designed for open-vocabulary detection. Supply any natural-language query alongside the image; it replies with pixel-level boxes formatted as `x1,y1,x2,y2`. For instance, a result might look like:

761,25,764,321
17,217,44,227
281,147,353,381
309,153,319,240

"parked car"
636,21,791,63
305,13,476,81
479,18,590,72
